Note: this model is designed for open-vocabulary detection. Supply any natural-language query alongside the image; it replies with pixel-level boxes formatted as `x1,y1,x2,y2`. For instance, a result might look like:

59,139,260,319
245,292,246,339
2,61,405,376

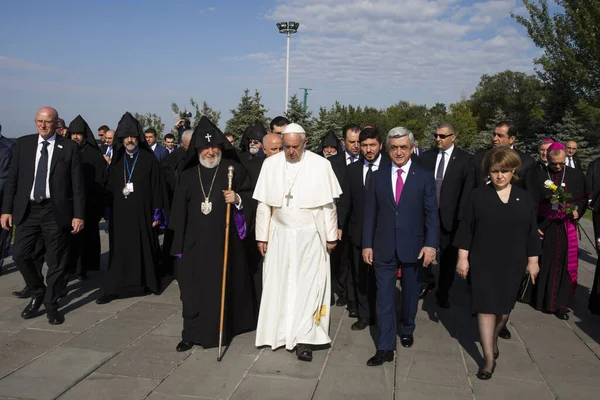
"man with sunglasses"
525,142,587,320
240,123,267,162
420,123,473,308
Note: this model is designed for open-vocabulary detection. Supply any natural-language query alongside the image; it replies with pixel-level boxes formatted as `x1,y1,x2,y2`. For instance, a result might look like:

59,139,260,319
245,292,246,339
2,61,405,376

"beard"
125,143,138,154
199,152,222,169
249,146,259,155
324,150,337,158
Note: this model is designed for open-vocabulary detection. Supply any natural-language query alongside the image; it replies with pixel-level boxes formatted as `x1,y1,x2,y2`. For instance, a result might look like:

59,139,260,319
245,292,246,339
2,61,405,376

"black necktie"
365,163,374,188
34,141,50,202
435,151,445,205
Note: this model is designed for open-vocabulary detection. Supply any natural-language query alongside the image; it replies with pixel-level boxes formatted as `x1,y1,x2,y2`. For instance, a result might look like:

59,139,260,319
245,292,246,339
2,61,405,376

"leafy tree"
171,98,220,133
512,1,600,110
132,112,165,138
469,108,508,154
446,99,479,151
225,89,269,144
285,94,313,128
547,111,598,168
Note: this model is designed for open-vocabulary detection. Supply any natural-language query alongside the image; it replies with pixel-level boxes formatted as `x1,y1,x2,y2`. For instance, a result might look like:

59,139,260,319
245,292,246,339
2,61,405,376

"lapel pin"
516,198,520,201
57,144,63,149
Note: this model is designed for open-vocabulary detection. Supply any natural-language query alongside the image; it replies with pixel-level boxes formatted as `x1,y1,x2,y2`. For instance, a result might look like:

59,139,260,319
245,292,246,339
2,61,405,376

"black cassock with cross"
168,116,257,347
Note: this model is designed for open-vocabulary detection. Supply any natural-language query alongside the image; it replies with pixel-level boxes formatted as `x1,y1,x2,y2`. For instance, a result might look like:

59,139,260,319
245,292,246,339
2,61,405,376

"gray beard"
199,153,222,169
249,147,259,155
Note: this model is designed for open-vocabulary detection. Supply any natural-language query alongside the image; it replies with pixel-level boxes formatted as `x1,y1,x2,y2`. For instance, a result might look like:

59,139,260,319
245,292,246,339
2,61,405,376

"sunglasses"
433,133,454,139
249,139,261,144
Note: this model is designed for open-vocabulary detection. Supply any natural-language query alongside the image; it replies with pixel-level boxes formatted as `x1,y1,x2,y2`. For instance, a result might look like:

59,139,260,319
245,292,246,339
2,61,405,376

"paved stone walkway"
0,221,598,399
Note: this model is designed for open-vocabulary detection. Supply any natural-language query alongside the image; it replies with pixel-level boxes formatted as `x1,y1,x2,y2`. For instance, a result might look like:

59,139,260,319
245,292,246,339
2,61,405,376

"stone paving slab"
0,222,598,399
0,346,114,400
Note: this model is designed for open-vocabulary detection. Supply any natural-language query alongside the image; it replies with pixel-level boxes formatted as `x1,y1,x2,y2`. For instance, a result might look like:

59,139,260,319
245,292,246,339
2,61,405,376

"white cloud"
0,56,66,74
239,0,535,107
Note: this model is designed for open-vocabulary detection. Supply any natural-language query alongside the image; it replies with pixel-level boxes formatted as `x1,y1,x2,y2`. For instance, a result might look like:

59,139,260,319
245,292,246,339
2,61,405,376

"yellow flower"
550,184,558,191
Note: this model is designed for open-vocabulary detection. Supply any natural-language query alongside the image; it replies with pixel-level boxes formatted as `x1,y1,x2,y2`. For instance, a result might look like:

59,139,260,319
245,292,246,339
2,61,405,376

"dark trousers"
349,244,376,322
331,235,350,301
13,201,69,309
375,259,423,350
436,229,458,302
68,215,101,276
0,225,12,269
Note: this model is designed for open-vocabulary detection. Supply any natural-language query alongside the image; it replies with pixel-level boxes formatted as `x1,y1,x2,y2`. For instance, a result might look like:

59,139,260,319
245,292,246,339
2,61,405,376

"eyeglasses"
433,133,454,139
249,139,261,144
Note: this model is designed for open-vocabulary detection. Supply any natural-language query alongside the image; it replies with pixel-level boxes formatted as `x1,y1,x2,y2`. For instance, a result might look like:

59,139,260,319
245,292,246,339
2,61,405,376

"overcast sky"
0,0,542,137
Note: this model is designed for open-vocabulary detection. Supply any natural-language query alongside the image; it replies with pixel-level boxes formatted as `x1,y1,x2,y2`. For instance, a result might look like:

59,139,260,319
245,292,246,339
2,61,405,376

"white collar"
439,144,454,155
392,157,412,174
151,143,157,151
364,153,382,167
38,133,57,144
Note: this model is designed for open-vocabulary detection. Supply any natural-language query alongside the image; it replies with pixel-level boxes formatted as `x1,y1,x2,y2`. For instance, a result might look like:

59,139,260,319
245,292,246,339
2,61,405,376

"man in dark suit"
470,121,535,189
100,129,116,165
327,124,361,307
566,140,582,170
1,107,85,325
0,123,15,272
420,123,473,308
363,127,439,366
412,139,422,156
145,128,169,162
337,127,389,330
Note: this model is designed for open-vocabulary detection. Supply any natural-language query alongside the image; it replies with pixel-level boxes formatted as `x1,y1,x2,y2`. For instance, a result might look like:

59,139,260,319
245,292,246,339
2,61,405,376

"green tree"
310,104,345,151
171,98,221,133
547,111,598,168
225,89,269,143
470,108,508,154
132,112,165,138
446,99,479,151
512,1,600,110
285,94,313,128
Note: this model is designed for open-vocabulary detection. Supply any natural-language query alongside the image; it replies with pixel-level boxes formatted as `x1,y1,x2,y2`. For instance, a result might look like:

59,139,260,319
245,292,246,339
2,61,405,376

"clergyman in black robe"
96,112,167,304
586,156,600,315
239,123,267,162
317,130,342,158
66,115,107,279
168,116,256,352
525,143,587,319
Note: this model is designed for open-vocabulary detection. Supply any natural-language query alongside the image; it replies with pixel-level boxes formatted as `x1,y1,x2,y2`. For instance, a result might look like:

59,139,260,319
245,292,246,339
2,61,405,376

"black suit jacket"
471,147,535,189
420,147,473,234
337,155,391,248
328,151,350,187
567,155,582,171
2,134,85,229
0,136,16,212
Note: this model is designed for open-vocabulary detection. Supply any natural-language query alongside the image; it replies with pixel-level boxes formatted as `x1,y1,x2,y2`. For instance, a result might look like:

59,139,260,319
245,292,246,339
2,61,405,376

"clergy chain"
198,163,220,202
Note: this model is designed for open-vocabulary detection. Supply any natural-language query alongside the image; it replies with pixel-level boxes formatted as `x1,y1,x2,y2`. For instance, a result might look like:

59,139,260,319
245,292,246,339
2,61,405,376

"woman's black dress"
454,185,542,314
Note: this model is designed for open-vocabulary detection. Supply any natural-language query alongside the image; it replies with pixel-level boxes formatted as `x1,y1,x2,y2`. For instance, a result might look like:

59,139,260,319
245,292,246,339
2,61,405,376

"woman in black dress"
454,148,541,380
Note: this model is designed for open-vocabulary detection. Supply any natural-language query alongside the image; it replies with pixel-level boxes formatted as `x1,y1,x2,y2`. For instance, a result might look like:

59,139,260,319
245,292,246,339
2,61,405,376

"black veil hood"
182,116,241,170
111,112,152,165
238,122,267,152
68,115,100,150
317,130,342,156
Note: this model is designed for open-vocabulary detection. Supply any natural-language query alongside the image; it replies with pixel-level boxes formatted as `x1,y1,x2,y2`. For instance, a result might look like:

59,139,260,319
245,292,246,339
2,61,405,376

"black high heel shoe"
476,361,496,380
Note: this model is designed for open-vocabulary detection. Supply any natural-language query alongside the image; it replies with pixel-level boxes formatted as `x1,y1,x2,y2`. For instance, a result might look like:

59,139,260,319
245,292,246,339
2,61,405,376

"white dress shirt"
567,156,575,168
391,158,412,200
362,154,382,185
346,151,358,165
30,134,57,200
434,144,454,180
151,143,157,151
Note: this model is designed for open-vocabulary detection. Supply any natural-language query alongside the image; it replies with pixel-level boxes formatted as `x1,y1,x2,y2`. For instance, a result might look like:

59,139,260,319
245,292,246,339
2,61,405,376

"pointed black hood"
111,112,152,165
317,130,342,156
68,115,100,150
183,116,240,170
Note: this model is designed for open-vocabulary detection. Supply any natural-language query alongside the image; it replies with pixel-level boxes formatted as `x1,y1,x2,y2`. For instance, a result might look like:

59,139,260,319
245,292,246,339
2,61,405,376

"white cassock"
253,150,342,350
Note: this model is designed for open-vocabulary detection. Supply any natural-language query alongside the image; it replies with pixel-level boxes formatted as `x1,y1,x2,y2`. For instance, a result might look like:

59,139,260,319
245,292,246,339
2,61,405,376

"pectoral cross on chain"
205,133,212,142
285,190,293,206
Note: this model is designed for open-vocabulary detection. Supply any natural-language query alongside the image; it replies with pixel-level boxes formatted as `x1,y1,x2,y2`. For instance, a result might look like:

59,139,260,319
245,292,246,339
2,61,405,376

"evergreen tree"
170,98,220,135
309,104,344,151
132,112,165,138
469,108,507,154
225,89,269,143
547,111,598,168
285,94,313,128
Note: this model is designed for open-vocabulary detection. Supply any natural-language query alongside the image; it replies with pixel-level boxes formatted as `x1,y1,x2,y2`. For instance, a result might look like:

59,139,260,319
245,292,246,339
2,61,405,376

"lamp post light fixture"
276,21,300,113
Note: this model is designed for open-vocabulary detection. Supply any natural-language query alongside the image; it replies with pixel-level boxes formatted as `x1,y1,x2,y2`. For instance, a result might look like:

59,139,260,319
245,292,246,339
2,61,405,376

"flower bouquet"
544,179,578,217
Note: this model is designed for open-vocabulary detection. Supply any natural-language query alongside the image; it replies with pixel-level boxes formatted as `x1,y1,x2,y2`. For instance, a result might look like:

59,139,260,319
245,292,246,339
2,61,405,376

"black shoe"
419,282,435,299
46,308,65,325
351,319,369,331
348,309,359,318
436,297,450,309
12,287,31,299
366,350,394,366
296,344,312,362
96,294,118,305
21,295,44,319
494,350,499,360
400,335,414,348
476,361,496,380
498,326,511,340
335,297,347,307
555,310,569,320
176,341,194,352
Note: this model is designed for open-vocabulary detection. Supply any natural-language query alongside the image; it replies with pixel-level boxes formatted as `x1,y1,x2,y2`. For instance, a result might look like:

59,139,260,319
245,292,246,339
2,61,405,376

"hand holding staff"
217,166,235,361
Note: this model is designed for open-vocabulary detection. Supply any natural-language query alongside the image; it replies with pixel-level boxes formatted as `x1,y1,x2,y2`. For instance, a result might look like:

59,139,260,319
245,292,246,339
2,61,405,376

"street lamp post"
276,21,300,113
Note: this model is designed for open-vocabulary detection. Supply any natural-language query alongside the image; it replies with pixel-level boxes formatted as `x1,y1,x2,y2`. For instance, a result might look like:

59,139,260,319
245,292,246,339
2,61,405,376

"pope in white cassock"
253,123,342,362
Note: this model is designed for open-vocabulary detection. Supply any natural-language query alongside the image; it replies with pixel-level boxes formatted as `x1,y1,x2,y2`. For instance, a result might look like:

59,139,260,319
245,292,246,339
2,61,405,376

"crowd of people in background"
0,108,599,381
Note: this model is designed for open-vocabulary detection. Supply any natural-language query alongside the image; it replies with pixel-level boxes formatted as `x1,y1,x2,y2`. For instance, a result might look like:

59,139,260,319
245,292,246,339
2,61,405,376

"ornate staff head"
227,166,234,190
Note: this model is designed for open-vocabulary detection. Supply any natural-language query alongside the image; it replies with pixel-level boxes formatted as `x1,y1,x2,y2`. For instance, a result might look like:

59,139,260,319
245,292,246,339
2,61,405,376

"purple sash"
539,204,578,293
